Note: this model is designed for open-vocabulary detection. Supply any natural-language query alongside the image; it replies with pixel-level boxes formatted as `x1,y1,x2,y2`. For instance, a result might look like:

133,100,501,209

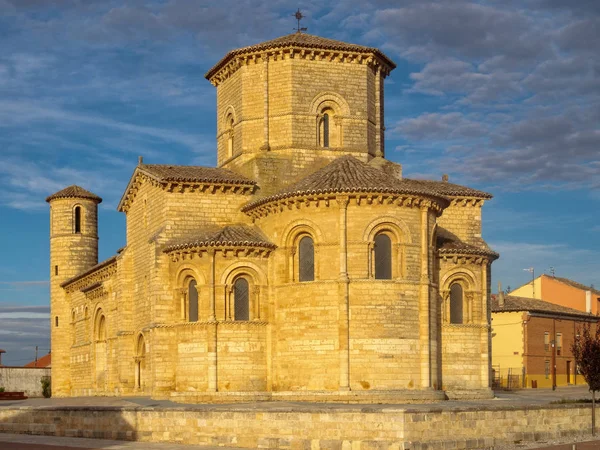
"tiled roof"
45,185,102,203
24,353,51,368
138,164,256,186
551,276,600,296
205,32,396,80
491,294,598,320
242,156,448,211
436,227,499,259
404,179,492,199
163,225,276,252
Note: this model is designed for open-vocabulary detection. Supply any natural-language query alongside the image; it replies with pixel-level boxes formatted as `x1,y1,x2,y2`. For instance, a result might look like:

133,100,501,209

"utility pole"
552,319,557,391
524,267,535,297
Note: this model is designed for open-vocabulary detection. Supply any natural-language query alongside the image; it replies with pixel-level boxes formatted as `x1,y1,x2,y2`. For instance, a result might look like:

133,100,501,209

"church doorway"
134,334,146,392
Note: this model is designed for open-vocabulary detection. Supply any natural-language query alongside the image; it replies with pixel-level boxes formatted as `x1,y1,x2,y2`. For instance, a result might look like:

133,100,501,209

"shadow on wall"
0,406,140,444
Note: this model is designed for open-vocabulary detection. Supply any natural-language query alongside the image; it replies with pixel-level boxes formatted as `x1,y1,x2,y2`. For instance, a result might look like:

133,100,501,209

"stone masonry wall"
0,403,595,449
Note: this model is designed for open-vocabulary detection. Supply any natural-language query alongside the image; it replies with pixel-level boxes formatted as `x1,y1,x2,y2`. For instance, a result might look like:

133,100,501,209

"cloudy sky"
0,0,598,365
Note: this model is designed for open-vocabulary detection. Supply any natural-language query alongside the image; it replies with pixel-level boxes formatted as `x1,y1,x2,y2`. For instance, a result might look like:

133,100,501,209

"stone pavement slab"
0,433,245,450
0,385,593,412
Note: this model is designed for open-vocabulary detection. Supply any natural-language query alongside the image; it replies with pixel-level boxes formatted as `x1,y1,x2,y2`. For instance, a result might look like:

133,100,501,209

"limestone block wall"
436,201,483,245
0,368,50,397
349,280,421,390
0,403,596,449
216,69,242,162
217,322,267,392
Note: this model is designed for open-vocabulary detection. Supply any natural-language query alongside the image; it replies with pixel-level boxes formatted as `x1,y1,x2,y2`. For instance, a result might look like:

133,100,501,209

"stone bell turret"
46,185,101,396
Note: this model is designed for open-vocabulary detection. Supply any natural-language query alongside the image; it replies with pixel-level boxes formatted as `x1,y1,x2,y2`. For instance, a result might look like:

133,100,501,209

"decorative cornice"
449,198,486,207
63,257,118,293
244,192,446,220
151,320,268,329
118,170,255,213
438,253,497,265
207,47,393,87
166,245,273,263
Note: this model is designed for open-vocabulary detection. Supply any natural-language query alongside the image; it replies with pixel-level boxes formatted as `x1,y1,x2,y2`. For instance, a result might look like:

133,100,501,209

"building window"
449,283,463,324
96,314,106,341
544,332,549,351
54,265,59,276
234,277,249,321
188,279,198,322
556,333,562,356
74,206,82,233
55,316,59,327
226,115,234,158
374,233,392,280
321,113,329,148
545,360,550,379
298,236,315,282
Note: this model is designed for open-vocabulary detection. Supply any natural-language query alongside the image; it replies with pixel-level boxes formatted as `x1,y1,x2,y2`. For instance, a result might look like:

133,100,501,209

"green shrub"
41,377,51,398
0,387,5,393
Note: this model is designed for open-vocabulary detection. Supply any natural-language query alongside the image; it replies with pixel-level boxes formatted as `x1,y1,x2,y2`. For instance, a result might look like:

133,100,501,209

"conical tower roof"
205,32,395,80
45,185,102,203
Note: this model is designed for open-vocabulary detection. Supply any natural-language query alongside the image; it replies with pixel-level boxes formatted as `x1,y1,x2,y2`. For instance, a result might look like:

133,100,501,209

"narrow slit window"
55,316,59,327
234,278,249,321
55,265,59,276
449,283,463,324
298,236,315,282
74,206,81,233
188,279,198,322
374,233,392,279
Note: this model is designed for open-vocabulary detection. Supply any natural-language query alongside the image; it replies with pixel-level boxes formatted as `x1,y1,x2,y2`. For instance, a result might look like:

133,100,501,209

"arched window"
97,314,106,340
188,279,198,322
234,277,249,321
72,310,76,345
450,283,463,324
374,233,392,279
227,115,234,158
320,113,330,148
298,236,315,282
74,206,82,233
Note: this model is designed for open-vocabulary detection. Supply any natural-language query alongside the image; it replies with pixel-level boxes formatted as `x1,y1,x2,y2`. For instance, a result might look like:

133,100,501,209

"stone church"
47,32,498,402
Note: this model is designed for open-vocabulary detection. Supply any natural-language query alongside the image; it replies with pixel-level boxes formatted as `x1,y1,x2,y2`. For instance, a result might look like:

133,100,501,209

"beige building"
47,33,498,403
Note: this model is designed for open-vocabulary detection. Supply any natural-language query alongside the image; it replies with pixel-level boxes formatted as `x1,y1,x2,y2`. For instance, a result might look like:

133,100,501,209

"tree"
571,322,600,436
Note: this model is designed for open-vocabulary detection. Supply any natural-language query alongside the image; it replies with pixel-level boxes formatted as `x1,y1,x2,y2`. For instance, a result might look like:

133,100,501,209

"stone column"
254,286,261,321
419,205,431,388
209,250,216,321
208,249,217,392
337,196,350,391
261,53,270,151
374,65,382,157
481,263,490,388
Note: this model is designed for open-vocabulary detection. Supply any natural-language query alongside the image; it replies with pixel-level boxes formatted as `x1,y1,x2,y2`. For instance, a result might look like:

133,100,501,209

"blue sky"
0,0,598,365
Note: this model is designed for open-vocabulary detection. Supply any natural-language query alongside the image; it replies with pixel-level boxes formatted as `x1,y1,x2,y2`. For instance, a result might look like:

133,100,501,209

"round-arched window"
450,283,464,324
234,277,249,321
298,236,315,282
374,233,392,280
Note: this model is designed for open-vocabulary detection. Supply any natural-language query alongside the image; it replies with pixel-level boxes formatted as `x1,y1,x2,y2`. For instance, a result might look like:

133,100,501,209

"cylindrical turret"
46,185,102,396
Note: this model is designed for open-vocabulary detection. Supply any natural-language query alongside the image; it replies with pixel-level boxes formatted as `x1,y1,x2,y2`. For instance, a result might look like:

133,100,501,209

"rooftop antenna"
293,8,307,33
549,266,555,277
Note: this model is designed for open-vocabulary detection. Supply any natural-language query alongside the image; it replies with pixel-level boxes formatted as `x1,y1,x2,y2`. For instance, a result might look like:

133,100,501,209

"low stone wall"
0,403,594,449
0,368,50,397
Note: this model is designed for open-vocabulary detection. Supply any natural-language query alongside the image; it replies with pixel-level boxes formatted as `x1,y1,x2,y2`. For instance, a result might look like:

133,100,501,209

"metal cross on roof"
293,8,307,33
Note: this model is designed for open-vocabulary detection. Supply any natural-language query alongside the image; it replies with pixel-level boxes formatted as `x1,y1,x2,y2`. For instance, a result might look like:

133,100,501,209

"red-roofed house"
23,353,51,368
